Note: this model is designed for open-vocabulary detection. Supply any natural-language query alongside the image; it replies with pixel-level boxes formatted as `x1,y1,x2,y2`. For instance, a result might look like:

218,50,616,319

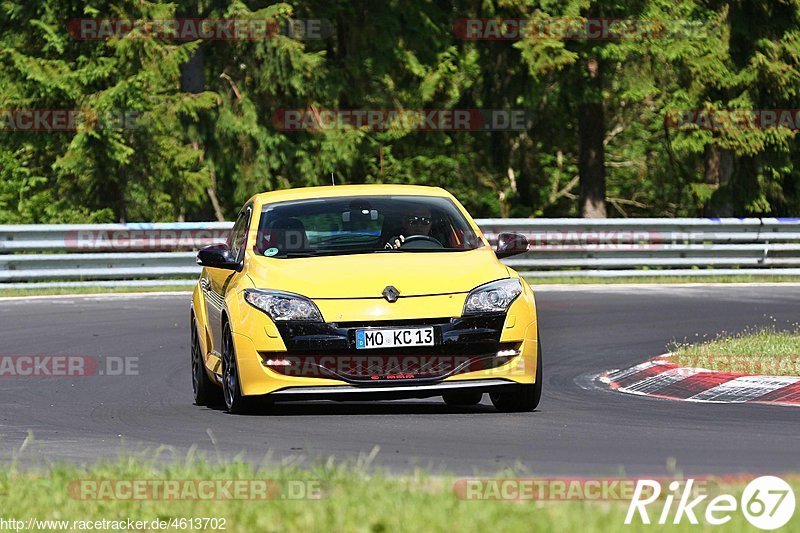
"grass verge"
0,285,192,298
671,326,800,376
1,457,798,532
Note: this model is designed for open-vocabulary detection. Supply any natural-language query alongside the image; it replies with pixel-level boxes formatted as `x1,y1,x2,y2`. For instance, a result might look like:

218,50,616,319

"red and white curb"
599,355,800,406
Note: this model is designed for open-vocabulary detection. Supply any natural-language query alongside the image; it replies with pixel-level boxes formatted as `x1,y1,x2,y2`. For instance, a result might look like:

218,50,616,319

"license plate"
355,327,435,349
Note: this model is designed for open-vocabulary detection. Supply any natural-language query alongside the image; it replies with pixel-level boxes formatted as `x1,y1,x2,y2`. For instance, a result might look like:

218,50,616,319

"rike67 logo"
626,476,795,530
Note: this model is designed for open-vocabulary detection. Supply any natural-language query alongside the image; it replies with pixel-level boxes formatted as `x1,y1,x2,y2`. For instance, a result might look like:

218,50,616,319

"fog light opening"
496,349,521,358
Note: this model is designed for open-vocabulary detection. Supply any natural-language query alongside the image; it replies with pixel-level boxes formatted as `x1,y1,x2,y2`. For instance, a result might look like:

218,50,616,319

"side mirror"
495,232,529,259
197,243,240,270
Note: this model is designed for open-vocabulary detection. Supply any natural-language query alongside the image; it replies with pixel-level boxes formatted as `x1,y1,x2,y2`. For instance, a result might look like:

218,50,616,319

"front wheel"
221,322,256,414
490,339,542,413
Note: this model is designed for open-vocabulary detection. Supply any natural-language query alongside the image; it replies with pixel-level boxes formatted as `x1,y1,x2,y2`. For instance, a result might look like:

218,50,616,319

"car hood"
246,246,509,299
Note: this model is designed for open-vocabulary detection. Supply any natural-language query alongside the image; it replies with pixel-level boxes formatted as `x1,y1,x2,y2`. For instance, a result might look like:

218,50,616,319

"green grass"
671,326,800,375
1,455,798,532
0,285,192,298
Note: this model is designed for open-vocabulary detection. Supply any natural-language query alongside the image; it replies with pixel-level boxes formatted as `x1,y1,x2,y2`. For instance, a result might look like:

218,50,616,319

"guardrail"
2,218,800,287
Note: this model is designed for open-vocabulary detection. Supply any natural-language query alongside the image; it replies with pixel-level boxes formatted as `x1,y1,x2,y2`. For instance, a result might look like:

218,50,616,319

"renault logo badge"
382,285,400,303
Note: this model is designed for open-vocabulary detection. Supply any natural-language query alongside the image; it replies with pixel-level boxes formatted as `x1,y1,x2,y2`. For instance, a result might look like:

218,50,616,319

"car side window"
228,206,252,262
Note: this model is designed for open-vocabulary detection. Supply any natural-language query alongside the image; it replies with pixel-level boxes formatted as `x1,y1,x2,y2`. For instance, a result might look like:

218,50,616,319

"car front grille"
267,313,510,384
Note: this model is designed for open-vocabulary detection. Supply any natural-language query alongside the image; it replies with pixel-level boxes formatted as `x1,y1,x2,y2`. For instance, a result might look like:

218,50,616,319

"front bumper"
232,318,537,398
230,286,538,397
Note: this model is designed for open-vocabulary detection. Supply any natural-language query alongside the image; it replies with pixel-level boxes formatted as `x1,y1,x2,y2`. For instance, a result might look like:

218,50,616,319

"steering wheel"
399,235,443,249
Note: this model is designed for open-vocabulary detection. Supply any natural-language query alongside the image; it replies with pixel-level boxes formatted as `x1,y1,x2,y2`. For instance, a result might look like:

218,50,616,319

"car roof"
247,184,452,206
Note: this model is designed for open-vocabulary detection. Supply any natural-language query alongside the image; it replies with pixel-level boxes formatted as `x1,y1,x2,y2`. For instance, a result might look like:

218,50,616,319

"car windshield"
254,195,484,258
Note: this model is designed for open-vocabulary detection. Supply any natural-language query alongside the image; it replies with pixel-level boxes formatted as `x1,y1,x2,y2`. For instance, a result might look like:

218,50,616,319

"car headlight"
463,279,522,315
244,289,323,322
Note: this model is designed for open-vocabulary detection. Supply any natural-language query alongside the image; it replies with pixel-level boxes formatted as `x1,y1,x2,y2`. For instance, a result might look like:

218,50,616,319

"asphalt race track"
1,285,799,476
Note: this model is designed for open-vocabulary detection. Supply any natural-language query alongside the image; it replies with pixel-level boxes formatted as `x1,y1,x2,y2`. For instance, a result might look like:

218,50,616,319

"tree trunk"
578,57,607,218
178,3,208,219
116,165,127,223
207,181,225,222
180,46,205,94
704,144,734,216
179,4,205,93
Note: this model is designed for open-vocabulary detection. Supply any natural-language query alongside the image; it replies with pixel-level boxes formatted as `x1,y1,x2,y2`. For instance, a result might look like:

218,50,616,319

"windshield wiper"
313,234,377,245
381,248,473,253
276,250,374,258
267,248,472,258
279,251,319,257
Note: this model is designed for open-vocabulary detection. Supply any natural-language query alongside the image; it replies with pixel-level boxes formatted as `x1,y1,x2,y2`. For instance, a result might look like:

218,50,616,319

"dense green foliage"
1,0,799,222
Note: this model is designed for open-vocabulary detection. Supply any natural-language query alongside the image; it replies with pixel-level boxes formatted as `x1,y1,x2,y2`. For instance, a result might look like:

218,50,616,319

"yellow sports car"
191,185,540,413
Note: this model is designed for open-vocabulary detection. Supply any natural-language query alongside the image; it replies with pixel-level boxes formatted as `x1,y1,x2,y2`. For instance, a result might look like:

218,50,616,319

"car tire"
221,322,256,414
489,338,542,413
442,391,483,406
191,319,221,406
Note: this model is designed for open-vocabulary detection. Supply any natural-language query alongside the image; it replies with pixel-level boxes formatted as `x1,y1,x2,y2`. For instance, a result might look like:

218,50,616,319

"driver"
385,206,433,249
